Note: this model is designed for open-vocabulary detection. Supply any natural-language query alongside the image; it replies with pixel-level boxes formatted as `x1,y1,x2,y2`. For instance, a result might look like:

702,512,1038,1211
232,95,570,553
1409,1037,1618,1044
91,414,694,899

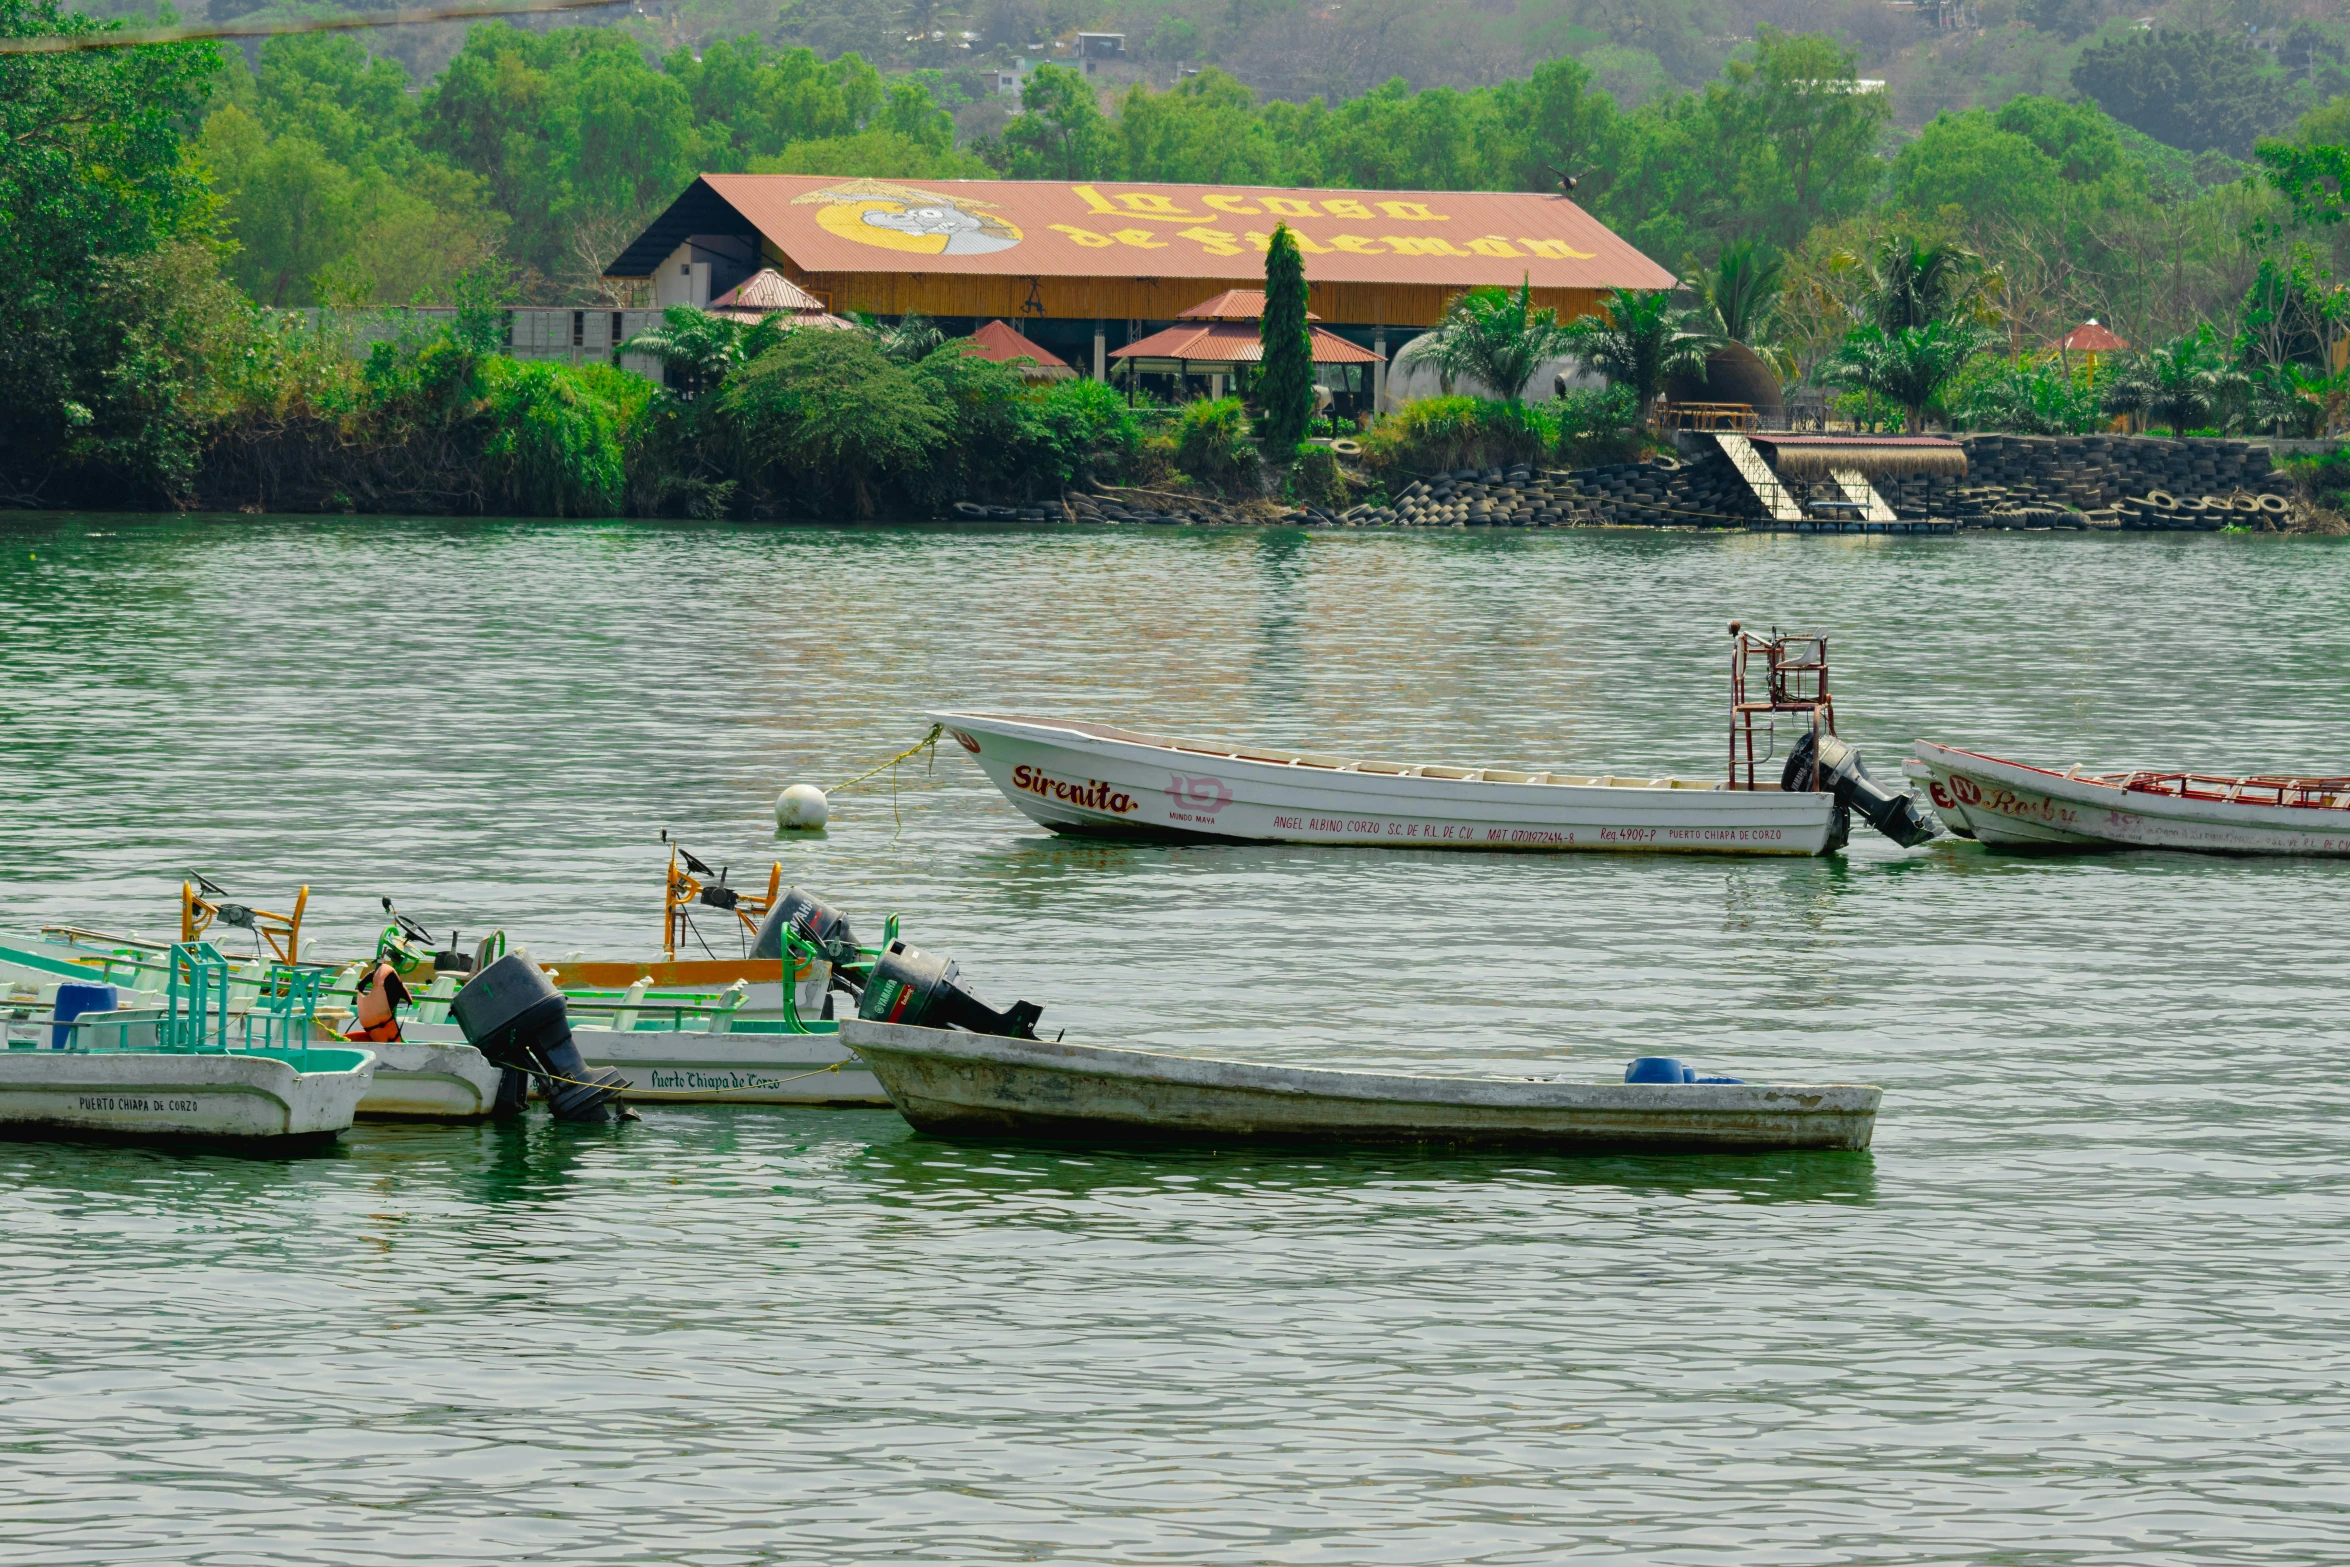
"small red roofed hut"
707,268,853,329
2053,320,2129,355
961,319,1076,379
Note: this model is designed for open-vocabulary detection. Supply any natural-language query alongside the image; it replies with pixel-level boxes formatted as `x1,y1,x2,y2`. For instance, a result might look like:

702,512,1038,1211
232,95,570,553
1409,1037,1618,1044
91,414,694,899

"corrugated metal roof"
1111,321,1384,366
610,175,1674,292
709,268,829,313
1175,289,1321,320
961,319,1075,376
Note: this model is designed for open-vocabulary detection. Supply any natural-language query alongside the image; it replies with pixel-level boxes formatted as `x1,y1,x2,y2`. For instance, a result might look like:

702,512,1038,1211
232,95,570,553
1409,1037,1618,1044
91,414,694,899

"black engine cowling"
856,941,1042,1040
1782,729,1939,848
451,952,629,1120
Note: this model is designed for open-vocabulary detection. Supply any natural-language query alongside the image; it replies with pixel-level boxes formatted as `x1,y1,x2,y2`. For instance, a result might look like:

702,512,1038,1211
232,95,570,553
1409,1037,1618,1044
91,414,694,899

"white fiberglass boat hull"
935,712,1840,856
358,1038,505,1120
1910,740,2350,855
842,1020,1881,1152
0,1047,375,1145
400,1022,888,1106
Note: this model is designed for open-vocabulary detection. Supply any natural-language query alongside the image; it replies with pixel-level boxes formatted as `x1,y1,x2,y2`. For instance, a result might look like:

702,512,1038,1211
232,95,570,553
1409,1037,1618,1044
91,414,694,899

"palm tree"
1558,287,1722,422
620,307,786,397
858,311,945,363
1848,234,1994,334
2101,327,2247,433
1691,239,1794,380
1833,320,1993,433
1401,276,1579,403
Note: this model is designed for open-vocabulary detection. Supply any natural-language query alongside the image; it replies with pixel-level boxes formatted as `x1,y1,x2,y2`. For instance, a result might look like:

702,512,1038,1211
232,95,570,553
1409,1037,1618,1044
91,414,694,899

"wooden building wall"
759,241,1602,327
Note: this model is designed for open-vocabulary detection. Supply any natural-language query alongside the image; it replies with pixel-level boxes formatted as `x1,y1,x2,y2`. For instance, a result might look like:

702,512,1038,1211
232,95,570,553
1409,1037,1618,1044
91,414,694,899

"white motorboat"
842,1020,1882,1152
0,942,374,1149
936,710,1843,853
1907,740,2350,854
935,626,1937,857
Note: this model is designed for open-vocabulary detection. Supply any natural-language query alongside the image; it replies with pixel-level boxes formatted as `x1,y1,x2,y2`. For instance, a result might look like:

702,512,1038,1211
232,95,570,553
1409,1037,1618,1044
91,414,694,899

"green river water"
0,515,2346,1564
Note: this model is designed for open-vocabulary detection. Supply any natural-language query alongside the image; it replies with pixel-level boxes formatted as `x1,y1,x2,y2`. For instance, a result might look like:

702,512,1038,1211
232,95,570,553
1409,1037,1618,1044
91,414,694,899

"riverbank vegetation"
11,0,2350,516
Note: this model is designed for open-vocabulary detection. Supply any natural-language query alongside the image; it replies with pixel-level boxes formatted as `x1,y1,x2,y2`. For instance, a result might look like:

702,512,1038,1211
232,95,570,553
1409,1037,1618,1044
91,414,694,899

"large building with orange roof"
606,174,1672,404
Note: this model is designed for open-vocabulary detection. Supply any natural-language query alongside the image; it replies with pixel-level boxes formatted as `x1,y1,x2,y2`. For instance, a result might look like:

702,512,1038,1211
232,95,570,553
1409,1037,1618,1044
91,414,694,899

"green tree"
0,0,224,502
203,111,361,305
720,327,949,515
1404,277,1580,404
2101,326,2246,430
1558,288,1720,418
1851,234,1993,333
999,63,1117,180
1257,224,1316,446
1834,321,1994,432
420,25,702,277
2073,30,2292,157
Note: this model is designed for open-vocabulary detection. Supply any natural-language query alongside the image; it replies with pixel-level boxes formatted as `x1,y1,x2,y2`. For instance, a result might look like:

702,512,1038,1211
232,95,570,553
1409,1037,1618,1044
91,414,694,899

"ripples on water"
0,517,2346,1563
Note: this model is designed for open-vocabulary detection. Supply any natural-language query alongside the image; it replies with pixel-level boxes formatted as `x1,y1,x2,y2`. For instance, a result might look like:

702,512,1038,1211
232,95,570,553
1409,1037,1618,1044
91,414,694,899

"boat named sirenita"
937,626,1937,856
1906,740,2350,855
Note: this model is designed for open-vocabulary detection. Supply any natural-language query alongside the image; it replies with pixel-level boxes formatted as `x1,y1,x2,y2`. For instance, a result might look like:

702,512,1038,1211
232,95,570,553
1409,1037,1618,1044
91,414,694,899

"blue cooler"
51,982,118,1049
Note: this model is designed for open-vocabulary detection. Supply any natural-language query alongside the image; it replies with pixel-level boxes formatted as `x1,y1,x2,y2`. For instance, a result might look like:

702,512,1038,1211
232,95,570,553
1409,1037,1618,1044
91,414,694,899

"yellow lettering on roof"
1250,227,1328,254
1327,234,1387,255
1376,200,1448,221
1382,235,1469,256
1070,185,1120,215
1179,226,1247,256
1518,237,1598,259
1116,192,1202,218
1467,236,1524,258
1203,194,1261,216
1050,223,1118,248
1323,198,1373,218
1260,196,1318,217
1111,227,1167,249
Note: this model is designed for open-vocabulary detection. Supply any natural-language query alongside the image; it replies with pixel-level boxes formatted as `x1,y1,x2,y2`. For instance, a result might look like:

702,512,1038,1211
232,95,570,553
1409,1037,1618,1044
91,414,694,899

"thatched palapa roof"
1752,434,1967,480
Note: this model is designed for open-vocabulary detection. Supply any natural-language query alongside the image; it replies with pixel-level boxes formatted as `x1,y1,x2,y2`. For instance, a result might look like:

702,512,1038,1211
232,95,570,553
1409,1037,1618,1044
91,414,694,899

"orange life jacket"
345,1017,402,1043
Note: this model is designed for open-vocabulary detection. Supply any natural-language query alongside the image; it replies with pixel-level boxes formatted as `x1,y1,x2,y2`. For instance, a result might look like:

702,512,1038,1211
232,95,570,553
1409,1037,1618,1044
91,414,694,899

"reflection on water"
1,516,2347,1564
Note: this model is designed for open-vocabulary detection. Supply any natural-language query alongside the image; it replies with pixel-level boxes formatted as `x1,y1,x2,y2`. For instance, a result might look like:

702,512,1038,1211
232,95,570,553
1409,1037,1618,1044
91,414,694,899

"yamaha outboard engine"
857,940,1043,1040
451,952,630,1121
752,886,870,996
1784,730,1939,848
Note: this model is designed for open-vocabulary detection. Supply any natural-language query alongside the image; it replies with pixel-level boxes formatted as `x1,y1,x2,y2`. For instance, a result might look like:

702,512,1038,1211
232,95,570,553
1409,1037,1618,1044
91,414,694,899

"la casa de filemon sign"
793,179,1598,262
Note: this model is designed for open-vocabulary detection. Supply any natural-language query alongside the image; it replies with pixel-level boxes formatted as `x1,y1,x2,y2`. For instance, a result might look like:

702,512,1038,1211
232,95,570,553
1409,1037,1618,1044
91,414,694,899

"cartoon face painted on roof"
793,180,1023,256
861,203,1017,254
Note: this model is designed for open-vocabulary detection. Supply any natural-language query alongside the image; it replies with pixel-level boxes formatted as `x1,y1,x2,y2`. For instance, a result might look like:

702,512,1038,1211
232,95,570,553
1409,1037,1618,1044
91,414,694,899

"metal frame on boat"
1907,740,2350,855
842,1020,1882,1152
0,941,375,1148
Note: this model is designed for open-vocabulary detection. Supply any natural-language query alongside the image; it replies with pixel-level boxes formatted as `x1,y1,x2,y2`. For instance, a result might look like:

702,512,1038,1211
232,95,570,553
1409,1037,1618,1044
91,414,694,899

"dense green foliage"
22,4,2350,513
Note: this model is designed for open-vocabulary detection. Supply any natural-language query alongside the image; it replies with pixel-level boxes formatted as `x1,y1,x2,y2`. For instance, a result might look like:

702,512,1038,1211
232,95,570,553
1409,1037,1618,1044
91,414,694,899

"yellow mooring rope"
825,723,944,796
818,722,945,839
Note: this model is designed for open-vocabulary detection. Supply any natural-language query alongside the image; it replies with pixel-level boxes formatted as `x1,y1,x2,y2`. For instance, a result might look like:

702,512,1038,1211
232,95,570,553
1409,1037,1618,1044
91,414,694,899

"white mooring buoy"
775,783,830,831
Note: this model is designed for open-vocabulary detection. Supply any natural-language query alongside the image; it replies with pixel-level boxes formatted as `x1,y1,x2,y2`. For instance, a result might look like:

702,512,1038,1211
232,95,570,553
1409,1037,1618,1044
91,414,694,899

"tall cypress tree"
1258,223,1316,448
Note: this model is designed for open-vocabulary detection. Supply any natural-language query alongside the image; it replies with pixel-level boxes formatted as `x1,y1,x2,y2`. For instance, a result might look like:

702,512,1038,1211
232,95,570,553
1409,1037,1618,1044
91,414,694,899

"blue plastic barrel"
1624,1056,1686,1084
51,981,118,1049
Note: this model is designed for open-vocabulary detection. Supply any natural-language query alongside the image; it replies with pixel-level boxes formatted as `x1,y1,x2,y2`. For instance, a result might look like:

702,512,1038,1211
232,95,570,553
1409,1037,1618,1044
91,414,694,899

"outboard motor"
451,952,630,1121
1784,730,1940,848
752,886,869,994
856,940,1043,1040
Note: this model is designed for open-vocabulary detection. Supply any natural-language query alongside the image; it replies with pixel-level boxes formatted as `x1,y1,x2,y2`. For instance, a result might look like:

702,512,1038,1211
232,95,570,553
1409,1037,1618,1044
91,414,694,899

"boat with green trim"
0,942,374,1150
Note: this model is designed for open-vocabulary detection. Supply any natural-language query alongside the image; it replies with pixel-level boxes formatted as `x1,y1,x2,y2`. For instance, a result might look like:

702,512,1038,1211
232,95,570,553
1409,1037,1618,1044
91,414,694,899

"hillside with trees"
13,0,2350,515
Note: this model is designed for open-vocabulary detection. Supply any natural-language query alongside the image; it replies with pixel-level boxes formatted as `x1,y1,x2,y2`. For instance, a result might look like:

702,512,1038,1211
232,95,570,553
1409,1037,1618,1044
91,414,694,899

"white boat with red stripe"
1906,740,2350,854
